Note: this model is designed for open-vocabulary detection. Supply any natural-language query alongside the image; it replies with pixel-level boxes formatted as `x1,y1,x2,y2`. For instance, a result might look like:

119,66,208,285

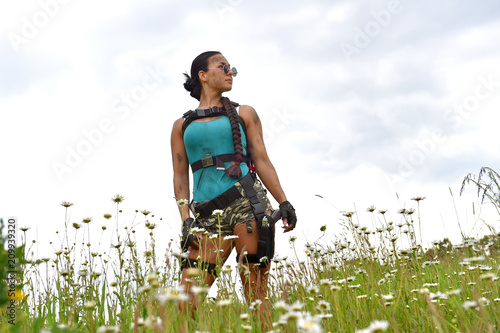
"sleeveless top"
183,114,249,202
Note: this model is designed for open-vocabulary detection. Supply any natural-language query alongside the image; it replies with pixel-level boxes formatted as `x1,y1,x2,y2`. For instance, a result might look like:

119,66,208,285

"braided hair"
183,52,245,178
221,97,244,179
183,51,220,101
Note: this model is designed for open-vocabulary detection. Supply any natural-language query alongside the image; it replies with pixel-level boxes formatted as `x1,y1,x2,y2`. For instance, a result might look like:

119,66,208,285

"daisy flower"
356,319,390,333
176,198,189,206
212,209,224,216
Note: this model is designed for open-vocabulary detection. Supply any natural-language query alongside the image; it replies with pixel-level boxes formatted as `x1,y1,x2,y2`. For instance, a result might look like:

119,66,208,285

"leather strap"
190,153,237,172
181,258,218,277
239,174,265,225
183,106,226,119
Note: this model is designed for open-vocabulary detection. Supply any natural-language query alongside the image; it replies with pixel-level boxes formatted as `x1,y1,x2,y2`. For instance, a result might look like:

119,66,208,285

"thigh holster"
240,175,275,263
235,253,270,268
181,258,218,278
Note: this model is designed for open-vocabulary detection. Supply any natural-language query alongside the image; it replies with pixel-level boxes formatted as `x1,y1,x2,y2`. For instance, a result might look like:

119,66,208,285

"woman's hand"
279,201,297,233
181,217,200,251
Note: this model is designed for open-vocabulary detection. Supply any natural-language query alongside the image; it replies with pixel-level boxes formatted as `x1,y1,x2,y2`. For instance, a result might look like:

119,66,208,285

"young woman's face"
201,54,234,92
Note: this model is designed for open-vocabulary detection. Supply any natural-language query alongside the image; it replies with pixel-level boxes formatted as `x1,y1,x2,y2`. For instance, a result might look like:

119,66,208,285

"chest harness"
182,104,254,174
181,102,275,271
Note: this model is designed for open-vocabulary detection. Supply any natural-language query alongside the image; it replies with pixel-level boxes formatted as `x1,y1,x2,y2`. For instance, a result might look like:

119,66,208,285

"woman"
170,51,297,328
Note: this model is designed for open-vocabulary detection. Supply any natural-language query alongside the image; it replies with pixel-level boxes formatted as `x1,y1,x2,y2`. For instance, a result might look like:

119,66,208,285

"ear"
198,70,207,83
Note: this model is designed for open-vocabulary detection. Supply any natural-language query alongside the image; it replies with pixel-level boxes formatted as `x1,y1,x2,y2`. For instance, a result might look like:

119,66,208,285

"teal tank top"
183,115,249,202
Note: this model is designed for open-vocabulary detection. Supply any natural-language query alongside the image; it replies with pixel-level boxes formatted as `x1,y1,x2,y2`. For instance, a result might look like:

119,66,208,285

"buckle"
201,156,214,168
214,156,226,170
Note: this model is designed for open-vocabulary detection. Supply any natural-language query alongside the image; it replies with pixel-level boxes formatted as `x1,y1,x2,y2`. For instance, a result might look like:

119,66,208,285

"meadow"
1,167,499,332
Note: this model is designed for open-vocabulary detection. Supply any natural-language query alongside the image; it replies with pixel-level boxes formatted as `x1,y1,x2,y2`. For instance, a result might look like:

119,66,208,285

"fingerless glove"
181,217,196,251
279,201,297,226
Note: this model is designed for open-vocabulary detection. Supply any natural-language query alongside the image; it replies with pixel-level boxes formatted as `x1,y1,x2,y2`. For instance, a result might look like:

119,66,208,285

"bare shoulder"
171,117,186,142
172,117,185,132
238,105,260,126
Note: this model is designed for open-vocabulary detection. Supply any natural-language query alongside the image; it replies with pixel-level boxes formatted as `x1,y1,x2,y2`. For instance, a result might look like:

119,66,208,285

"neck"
198,90,223,109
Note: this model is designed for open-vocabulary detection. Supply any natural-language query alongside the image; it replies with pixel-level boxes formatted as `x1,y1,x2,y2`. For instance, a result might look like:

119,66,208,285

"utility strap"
190,153,239,172
239,174,265,226
181,258,218,277
183,106,226,119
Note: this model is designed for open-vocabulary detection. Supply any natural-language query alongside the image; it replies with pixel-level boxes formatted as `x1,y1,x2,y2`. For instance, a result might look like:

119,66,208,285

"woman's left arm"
240,105,286,203
240,105,296,231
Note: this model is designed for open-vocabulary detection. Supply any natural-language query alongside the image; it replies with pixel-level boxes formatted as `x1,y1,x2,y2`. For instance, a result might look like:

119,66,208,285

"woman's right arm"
171,118,191,221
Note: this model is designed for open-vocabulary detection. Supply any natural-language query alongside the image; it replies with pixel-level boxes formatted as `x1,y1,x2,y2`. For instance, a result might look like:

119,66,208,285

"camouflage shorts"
190,178,272,236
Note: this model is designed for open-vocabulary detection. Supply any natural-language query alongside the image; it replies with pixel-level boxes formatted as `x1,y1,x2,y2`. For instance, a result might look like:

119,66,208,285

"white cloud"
1,0,500,263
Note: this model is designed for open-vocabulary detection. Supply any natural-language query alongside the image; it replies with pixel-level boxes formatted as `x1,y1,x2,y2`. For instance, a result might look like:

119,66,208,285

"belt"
193,173,255,218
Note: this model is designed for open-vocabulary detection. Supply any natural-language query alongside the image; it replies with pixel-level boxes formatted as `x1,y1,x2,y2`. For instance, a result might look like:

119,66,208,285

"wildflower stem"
422,289,444,333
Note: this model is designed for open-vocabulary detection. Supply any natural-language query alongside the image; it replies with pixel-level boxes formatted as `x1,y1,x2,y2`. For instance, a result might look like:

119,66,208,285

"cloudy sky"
1,0,500,260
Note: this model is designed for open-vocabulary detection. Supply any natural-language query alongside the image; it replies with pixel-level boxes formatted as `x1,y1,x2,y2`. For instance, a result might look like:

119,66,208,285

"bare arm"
240,105,294,231
171,118,191,221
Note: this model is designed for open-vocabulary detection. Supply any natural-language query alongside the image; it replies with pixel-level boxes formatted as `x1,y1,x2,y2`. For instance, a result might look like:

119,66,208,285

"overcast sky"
2,0,500,260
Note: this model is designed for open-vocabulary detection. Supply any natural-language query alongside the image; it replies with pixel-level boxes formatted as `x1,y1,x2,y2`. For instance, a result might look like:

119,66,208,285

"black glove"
279,201,297,226
181,217,197,251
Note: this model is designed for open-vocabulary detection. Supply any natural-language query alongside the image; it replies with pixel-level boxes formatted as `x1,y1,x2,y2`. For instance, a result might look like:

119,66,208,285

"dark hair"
183,51,221,101
184,52,244,178
221,97,244,178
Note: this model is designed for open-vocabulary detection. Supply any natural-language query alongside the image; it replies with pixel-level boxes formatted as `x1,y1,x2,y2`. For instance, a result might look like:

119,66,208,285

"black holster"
235,174,278,265
256,210,281,263
257,223,275,264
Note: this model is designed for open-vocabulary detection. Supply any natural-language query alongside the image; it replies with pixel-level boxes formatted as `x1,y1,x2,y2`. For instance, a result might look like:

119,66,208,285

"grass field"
1,167,500,332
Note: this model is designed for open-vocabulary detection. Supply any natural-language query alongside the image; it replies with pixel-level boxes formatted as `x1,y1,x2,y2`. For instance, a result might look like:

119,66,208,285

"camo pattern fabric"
190,178,272,237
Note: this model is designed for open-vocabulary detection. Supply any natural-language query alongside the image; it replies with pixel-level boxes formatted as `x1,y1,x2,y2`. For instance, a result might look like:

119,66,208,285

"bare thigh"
233,221,271,300
234,220,260,255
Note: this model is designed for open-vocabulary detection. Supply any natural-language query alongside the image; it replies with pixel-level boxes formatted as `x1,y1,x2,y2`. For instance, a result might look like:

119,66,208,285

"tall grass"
1,184,500,332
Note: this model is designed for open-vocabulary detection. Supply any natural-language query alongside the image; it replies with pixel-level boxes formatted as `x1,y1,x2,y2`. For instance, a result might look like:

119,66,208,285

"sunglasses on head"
207,64,238,77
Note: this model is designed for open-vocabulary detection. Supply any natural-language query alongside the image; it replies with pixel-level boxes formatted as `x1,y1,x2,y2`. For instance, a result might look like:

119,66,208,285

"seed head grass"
1,192,500,332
